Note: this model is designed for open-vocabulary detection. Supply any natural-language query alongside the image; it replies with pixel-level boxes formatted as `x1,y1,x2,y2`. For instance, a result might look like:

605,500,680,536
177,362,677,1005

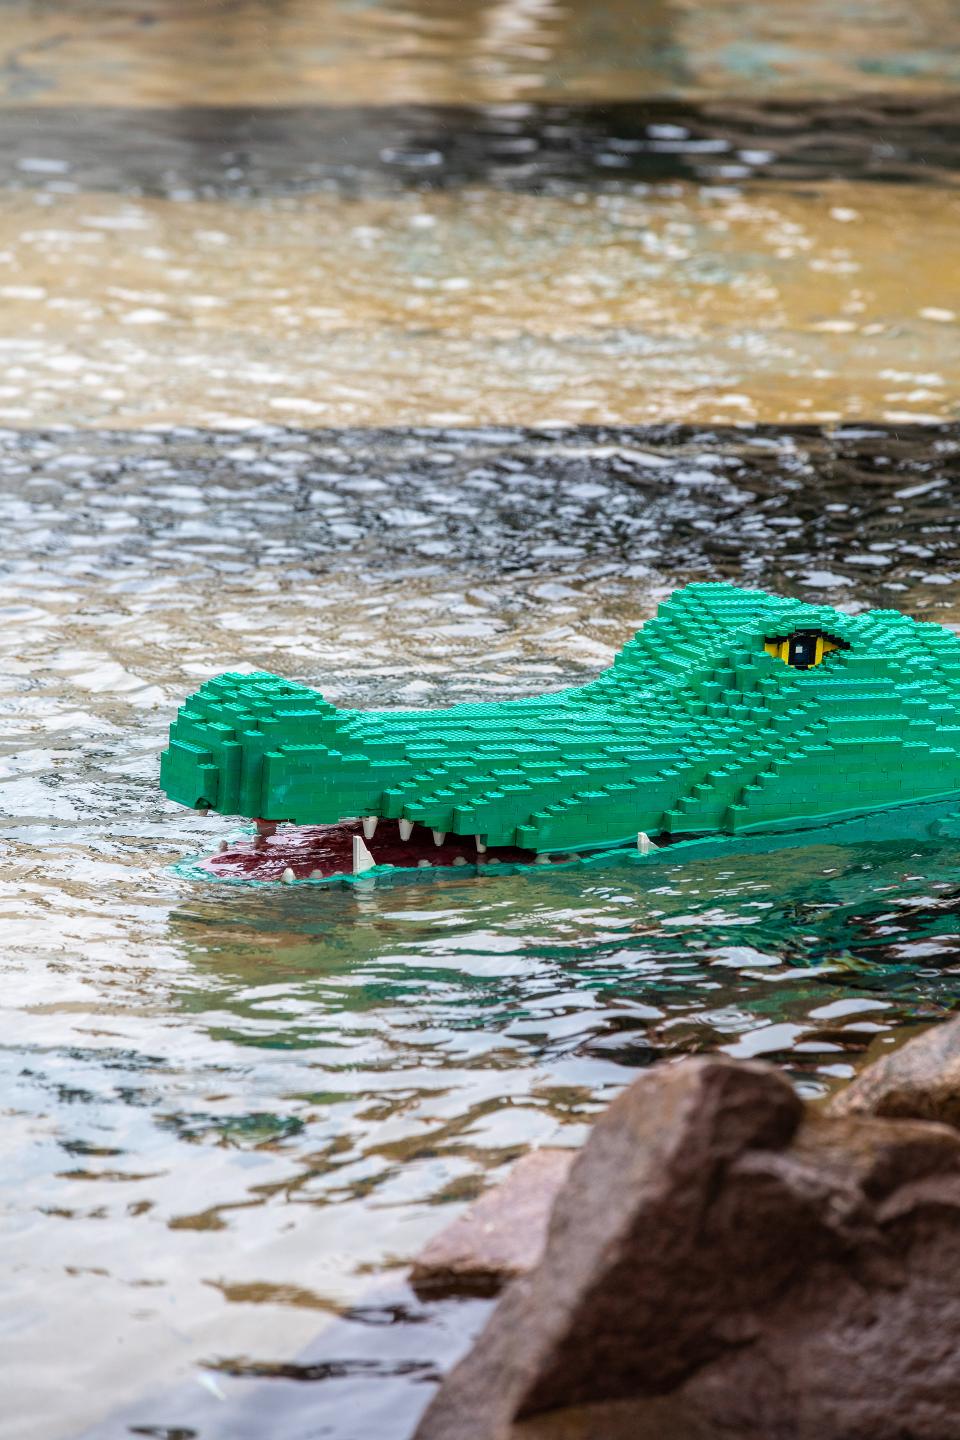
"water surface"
0,183,959,429
2,0,960,105
2,0,960,1435
1,424,958,1439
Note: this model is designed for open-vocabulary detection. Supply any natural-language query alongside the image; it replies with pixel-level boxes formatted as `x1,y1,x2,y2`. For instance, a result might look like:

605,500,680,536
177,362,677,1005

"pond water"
0,2,959,1438
3,424,959,1440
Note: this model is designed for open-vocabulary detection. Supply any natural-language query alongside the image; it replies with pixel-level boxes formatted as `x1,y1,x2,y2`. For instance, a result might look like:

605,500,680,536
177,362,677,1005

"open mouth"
197,818,586,884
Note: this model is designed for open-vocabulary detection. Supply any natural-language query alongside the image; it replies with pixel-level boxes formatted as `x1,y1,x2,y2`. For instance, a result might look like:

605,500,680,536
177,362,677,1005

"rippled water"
0,176,959,429
1,424,958,1438
2,0,960,105
3,0,960,1435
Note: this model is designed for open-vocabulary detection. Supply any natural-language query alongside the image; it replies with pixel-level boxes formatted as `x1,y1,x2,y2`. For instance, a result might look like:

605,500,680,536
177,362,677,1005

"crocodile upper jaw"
161,582,960,874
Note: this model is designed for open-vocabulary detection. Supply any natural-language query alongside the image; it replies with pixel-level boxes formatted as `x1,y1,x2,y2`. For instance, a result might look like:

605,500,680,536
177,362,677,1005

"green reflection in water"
169,836,960,1073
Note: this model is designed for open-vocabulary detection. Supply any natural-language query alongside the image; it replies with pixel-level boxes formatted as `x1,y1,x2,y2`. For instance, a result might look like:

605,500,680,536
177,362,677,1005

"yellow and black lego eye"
763,629,844,670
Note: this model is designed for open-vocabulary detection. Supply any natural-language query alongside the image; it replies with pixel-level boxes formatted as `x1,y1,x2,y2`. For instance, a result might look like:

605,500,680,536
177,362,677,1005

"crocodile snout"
161,583,960,872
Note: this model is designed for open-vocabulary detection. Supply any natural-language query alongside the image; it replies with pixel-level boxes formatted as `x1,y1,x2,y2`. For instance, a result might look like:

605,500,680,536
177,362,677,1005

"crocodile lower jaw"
197,817,603,884
180,796,960,888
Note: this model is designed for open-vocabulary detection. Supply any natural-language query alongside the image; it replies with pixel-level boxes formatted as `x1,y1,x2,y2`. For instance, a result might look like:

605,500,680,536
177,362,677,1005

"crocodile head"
161,583,960,875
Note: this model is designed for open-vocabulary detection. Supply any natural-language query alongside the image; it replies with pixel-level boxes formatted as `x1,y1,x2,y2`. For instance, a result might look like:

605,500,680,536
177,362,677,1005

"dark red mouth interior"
198,819,547,883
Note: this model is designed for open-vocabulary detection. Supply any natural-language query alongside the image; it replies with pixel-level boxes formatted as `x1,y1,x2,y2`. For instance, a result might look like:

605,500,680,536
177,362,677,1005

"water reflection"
3,0,960,1431
171,839,960,1086
0,181,957,429
2,423,959,1436
2,0,959,105
6,98,960,199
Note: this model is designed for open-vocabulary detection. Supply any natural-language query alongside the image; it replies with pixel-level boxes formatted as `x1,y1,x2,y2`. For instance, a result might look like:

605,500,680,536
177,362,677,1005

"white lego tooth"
452,856,467,866
399,819,413,841
353,835,376,874
362,816,379,840
637,832,658,855
309,869,324,880
432,830,446,846
474,835,487,853
281,867,296,885
417,858,431,868
534,854,550,864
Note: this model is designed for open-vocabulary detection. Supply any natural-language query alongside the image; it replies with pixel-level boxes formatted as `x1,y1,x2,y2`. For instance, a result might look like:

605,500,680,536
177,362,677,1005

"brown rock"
414,1055,960,1440
830,1014,960,1129
412,1149,575,1297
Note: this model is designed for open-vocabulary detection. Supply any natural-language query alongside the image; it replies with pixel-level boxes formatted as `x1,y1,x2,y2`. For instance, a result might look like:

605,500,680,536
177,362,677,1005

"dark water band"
4,423,959,619
3,97,960,197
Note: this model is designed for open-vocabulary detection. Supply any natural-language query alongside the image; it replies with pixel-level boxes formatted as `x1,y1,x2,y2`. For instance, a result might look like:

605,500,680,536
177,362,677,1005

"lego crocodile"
161,583,960,886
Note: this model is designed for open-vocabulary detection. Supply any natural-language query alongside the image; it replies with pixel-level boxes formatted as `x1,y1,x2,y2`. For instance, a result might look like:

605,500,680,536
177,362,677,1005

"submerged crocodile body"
161,584,960,883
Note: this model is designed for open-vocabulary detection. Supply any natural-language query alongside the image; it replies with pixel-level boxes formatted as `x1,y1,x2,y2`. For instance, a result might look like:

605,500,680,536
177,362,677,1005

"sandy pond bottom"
0,423,958,1439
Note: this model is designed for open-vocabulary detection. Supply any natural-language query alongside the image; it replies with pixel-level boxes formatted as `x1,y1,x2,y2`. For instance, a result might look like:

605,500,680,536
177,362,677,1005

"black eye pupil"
788,635,817,668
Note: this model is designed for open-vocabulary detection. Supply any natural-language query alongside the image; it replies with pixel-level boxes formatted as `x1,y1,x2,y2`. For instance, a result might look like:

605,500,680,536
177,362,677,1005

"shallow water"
2,0,960,1435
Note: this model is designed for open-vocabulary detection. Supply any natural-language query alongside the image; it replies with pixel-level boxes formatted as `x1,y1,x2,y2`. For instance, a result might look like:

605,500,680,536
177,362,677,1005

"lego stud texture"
160,584,960,854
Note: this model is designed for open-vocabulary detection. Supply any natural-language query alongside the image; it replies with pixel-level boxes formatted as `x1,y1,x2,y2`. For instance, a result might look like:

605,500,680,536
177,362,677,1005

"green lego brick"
159,583,960,852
